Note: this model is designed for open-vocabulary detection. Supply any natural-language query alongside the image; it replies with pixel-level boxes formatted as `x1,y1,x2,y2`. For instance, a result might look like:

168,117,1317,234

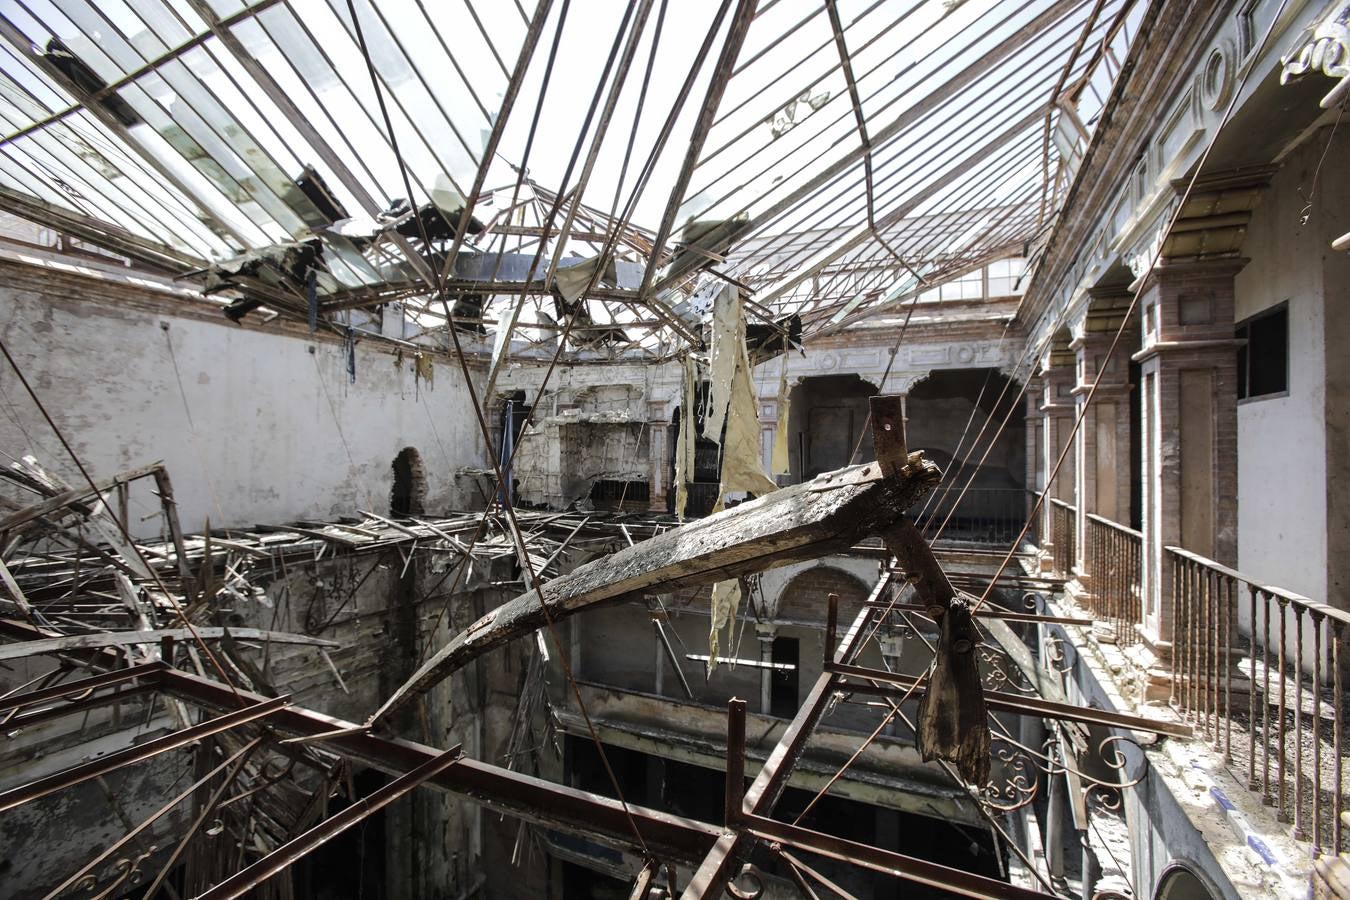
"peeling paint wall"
1234,125,1350,606
508,382,651,508
0,261,488,535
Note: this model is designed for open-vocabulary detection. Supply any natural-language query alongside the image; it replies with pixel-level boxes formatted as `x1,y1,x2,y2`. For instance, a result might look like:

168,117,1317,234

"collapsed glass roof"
0,0,1141,359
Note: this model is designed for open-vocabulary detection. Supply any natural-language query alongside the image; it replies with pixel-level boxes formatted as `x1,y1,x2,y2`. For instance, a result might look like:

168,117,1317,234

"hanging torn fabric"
710,286,776,512
415,352,434,386
715,342,776,510
707,578,741,675
488,300,513,379
674,354,698,521
702,282,740,443
553,255,617,308
771,350,791,477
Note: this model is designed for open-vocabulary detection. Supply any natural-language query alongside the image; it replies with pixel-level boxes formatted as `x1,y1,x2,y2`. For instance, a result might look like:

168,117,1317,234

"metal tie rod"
193,745,463,899
0,694,289,813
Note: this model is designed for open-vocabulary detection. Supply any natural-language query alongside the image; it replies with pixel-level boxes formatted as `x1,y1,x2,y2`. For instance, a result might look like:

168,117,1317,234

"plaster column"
1071,294,1136,583
1025,376,1047,558
1040,359,1077,573
647,400,669,512
1134,258,1243,664
756,624,777,716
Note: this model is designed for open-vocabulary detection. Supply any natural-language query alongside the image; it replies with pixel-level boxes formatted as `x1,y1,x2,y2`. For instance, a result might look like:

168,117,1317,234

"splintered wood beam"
0,461,165,532
371,451,940,724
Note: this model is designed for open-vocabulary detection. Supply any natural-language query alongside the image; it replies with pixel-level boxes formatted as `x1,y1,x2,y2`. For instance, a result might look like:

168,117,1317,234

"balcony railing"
1034,508,1350,857
1049,498,1076,577
1168,547,1347,857
913,488,1028,546
1084,515,1142,648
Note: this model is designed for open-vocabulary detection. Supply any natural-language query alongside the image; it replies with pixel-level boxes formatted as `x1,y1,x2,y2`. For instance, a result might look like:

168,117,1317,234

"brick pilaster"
1071,290,1137,580
1133,258,1244,659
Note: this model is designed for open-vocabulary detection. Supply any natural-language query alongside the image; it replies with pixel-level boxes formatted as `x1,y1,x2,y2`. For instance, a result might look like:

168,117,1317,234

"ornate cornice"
1281,2,1350,108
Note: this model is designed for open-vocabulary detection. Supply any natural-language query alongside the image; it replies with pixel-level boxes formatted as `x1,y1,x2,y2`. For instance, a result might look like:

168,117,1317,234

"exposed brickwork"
775,566,872,624
1072,299,1136,578
1135,257,1243,650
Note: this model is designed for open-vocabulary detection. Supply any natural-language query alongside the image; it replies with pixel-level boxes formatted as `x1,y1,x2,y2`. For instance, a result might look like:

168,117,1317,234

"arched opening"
771,566,874,718
907,368,1026,544
1154,863,1220,900
785,373,878,482
390,446,426,517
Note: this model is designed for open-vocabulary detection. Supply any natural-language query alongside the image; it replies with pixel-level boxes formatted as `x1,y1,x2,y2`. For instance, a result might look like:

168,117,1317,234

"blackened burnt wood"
914,598,991,785
885,519,991,785
371,454,941,724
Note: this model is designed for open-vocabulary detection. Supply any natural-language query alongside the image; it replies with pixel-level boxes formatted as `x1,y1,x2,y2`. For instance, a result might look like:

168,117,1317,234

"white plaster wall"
1234,134,1330,602
0,274,488,535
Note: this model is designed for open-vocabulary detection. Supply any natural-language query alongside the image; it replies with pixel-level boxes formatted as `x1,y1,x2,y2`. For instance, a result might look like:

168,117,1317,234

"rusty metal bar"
0,694,287,813
828,661,1192,738
141,736,263,898
42,736,264,900
682,582,886,897
0,661,163,713
741,811,1054,899
194,746,463,899
152,666,721,861
0,613,719,860
653,618,695,700
629,857,660,900
637,0,758,301
3,683,157,731
724,698,746,827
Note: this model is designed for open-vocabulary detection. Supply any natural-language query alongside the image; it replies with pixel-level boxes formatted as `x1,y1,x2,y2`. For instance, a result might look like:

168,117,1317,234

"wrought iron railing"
913,488,1027,546
1084,515,1142,647
1167,546,1348,856
1049,498,1076,577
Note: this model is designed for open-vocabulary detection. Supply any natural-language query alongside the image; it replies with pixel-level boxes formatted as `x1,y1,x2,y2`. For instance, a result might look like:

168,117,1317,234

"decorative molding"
1281,3,1350,108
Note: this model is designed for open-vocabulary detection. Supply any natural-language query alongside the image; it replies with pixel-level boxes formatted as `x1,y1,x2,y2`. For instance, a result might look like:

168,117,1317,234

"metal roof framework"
0,0,1140,358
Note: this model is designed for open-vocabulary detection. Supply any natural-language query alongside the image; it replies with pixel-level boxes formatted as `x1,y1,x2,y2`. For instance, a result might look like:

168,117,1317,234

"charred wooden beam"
884,520,991,785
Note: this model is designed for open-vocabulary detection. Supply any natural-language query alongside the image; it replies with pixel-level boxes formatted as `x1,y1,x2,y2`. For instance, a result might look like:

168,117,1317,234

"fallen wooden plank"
371,451,941,724
0,460,165,532
0,627,340,661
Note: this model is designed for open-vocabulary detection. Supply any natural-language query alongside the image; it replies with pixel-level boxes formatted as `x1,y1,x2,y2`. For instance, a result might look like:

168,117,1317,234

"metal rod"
0,694,287,813
152,665,721,861
0,660,163,713
42,736,264,900
828,661,1192,737
141,736,263,899
682,588,884,897
724,698,746,827
193,746,462,900
742,811,1055,900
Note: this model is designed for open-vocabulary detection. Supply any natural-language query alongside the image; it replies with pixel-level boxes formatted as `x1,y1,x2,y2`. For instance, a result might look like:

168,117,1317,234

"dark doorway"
295,768,389,899
770,636,800,717
390,446,425,517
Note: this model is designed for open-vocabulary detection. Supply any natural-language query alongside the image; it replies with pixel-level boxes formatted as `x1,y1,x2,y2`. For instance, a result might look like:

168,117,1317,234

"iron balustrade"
1166,546,1348,856
913,488,1028,546
1048,498,1076,577
1084,515,1143,648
